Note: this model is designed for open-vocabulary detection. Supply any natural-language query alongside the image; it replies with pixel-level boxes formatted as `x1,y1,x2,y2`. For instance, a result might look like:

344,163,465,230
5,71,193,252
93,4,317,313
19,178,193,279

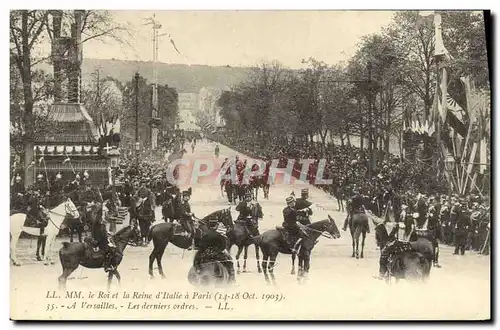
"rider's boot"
104,251,115,272
374,255,388,280
342,217,348,231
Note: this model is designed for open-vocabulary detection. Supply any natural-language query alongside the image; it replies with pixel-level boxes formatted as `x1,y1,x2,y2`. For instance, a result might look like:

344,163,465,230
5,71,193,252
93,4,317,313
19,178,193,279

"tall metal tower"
143,14,163,151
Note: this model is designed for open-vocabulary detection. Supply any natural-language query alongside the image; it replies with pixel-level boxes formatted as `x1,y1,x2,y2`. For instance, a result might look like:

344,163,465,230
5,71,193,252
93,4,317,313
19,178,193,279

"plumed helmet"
56,172,62,180
37,173,44,179
15,175,21,182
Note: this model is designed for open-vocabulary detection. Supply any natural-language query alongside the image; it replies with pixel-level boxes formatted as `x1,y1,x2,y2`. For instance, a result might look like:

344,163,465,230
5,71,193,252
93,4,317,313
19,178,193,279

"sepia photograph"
8,9,491,321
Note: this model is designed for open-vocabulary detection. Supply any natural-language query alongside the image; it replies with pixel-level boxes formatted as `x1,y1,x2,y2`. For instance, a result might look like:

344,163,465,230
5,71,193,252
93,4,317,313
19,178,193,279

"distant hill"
38,58,251,93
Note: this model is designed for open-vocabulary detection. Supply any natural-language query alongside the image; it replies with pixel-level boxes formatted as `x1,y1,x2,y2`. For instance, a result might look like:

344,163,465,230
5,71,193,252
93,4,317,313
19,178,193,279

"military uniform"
236,193,261,236
343,193,364,231
282,196,307,253
454,204,470,255
378,223,413,279
179,191,195,249
295,189,313,225
193,227,235,282
11,176,25,211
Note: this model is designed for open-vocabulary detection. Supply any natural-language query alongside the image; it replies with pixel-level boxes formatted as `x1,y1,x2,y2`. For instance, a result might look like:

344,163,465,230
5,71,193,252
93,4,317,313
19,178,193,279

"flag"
114,118,121,133
467,142,478,174
168,35,182,55
106,121,113,135
479,138,488,174
433,13,452,60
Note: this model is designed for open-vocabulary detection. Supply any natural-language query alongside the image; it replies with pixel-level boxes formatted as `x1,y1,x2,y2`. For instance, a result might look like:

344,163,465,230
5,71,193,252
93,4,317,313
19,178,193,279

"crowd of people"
213,133,491,256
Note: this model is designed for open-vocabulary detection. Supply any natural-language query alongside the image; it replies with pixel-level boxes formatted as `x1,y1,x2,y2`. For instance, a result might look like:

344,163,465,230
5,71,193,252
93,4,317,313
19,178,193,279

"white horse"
10,197,80,266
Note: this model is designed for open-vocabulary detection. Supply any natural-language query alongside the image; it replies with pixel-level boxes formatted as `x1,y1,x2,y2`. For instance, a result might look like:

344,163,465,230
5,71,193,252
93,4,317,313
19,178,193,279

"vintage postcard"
9,9,491,320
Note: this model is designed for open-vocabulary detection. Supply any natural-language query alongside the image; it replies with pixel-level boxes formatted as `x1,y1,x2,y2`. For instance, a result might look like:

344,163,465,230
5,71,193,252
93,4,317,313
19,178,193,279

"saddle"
83,237,101,253
23,214,48,228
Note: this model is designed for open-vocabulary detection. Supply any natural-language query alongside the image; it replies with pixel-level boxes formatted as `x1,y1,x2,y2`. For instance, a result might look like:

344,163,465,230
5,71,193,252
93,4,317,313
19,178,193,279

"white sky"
81,10,397,68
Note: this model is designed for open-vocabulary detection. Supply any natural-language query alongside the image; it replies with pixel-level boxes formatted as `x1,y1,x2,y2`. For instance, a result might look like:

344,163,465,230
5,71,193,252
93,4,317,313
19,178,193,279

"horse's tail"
251,234,262,247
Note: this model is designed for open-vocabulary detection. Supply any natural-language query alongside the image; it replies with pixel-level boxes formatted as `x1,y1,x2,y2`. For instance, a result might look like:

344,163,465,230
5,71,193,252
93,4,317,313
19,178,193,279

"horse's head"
325,215,341,239
65,197,80,219
220,207,234,230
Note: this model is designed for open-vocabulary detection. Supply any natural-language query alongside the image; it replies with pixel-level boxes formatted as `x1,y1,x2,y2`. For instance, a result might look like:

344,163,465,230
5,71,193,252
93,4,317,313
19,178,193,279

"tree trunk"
21,11,35,188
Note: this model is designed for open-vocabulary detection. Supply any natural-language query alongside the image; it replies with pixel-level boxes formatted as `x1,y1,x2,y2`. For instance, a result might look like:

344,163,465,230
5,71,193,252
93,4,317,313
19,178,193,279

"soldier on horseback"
192,219,235,283
375,222,413,280
283,195,308,254
91,204,117,273
179,189,196,250
342,190,367,232
295,188,313,225
236,191,261,236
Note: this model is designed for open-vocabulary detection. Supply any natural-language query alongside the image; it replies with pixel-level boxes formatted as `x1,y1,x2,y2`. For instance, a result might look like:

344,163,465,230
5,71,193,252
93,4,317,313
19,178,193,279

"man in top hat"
295,188,313,225
282,195,308,254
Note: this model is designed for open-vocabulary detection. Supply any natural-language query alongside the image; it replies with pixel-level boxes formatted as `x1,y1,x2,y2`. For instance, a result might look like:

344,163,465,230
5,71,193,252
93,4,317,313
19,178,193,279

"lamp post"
135,72,140,167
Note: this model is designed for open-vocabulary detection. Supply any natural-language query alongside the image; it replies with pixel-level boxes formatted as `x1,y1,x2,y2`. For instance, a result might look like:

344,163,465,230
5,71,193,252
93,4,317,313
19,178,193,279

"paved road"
10,141,490,320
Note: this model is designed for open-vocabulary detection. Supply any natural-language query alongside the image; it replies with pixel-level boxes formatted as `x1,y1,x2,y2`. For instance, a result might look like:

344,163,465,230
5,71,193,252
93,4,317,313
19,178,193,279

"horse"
63,204,96,243
253,216,341,284
10,196,80,266
227,203,263,274
373,220,431,283
147,208,234,279
57,225,140,292
349,212,370,259
410,229,440,267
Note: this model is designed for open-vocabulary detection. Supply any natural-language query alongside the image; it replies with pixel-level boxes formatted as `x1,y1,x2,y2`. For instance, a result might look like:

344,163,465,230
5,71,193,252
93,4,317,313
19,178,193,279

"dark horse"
147,208,234,278
227,203,263,274
253,216,341,284
349,212,370,259
373,221,431,283
58,225,140,291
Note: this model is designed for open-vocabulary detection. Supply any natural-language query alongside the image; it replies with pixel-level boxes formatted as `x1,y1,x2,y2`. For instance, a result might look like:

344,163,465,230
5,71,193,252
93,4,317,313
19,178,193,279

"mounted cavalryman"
375,221,413,280
342,190,366,232
295,188,313,225
235,190,262,236
283,195,308,254
179,188,196,250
